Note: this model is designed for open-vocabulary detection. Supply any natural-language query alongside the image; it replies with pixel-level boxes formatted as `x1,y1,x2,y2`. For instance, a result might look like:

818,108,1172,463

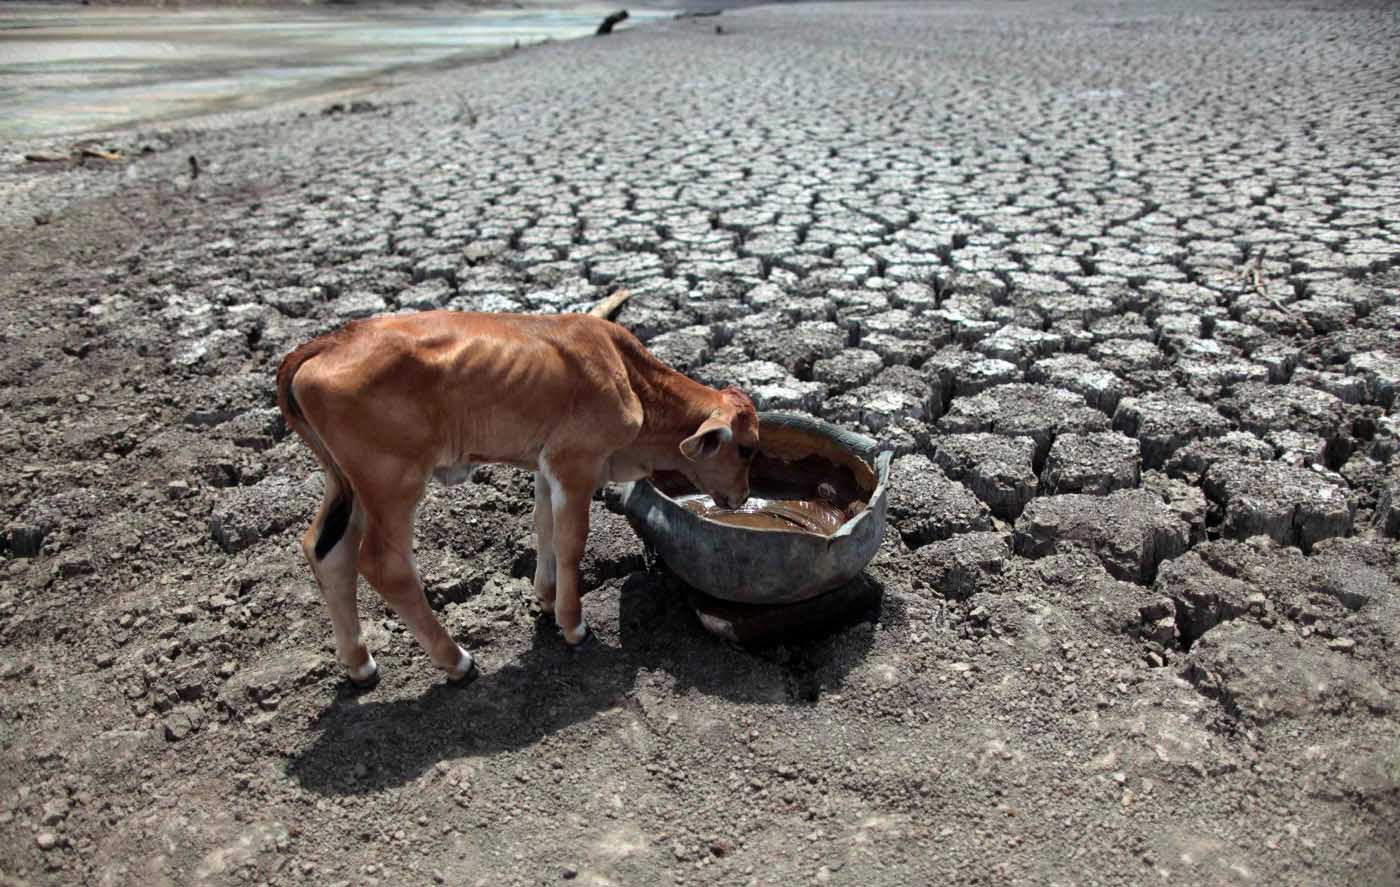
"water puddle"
0,4,666,139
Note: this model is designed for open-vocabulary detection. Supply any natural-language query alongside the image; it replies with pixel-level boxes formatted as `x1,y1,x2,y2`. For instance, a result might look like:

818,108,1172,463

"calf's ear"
680,414,733,461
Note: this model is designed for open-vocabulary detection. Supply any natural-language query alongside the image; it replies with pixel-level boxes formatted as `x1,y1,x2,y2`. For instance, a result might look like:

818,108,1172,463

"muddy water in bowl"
676,493,850,535
662,454,868,536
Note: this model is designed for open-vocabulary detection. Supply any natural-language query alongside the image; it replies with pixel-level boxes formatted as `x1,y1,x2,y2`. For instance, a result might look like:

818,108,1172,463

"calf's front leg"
540,455,598,645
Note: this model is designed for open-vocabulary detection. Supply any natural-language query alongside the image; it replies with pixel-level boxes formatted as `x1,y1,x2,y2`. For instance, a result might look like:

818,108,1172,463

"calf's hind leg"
356,487,477,682
532,471,557,617
301,475,376,687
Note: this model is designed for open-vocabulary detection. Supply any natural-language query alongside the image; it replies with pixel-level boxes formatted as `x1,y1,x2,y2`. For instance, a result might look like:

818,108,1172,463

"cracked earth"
2,1,1399,884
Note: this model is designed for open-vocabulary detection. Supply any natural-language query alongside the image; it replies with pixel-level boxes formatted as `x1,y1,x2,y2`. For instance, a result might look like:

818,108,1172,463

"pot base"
688,575,882,646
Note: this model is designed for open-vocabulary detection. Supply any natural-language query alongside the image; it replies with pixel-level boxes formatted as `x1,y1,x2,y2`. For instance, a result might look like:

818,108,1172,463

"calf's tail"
276,339,355,560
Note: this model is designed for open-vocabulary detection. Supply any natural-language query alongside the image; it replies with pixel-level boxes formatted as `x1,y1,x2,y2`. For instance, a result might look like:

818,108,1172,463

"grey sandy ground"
2,1,1400,884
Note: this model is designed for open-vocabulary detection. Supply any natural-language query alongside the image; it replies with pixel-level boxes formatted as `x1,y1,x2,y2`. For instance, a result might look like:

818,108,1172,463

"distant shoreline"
0,3,680,142
0,0,768,9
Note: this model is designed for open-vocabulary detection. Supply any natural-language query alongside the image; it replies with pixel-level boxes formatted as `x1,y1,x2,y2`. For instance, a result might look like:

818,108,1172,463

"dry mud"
2,1,1399,884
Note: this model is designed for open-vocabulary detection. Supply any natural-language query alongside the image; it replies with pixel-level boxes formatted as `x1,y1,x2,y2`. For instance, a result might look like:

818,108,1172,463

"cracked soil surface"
2,1,1399,884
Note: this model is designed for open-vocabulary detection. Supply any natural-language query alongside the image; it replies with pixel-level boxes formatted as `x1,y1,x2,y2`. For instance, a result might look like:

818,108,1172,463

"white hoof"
445,647,476,681
348,652,379,687
562,620,589,645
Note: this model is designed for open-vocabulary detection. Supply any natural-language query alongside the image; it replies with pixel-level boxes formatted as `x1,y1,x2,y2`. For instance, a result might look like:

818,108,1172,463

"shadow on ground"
286,569,887,795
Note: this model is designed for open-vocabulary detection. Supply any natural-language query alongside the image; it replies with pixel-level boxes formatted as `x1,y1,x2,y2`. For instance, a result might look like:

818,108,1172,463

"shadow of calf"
286,570,882,796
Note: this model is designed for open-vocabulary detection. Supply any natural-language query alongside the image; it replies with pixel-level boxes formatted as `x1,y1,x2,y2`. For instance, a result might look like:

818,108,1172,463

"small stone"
1328,638,1356,655
165,480,193,500
36,831,59,851
3,517,48,554
94,651,116,669
41,798,70,825
54,550,94,579
561,866,579,880
173,605,197,623
162,705,203,741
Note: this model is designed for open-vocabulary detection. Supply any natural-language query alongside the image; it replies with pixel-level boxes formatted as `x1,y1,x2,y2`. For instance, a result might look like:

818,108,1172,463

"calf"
276,311,758,687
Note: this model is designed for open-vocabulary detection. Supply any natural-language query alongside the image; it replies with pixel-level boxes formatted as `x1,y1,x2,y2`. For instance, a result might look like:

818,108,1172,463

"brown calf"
276,311,758,686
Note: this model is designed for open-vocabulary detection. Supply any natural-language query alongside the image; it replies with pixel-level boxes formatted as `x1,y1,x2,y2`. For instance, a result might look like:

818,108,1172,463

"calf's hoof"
563,622,594,650
347,654,379,690
444,648,479,685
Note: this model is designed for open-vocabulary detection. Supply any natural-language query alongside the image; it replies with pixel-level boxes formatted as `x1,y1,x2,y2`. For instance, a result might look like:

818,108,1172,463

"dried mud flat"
2,1,1399,885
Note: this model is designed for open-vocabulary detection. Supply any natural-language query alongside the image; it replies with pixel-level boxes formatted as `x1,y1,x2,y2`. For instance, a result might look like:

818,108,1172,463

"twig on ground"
1244,248,1294,315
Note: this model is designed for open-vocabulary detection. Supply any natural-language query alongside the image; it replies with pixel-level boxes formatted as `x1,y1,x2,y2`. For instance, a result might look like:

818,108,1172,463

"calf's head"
678,387,759,509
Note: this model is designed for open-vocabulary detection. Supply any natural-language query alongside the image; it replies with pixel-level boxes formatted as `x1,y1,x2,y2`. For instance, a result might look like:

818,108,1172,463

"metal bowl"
620,412,893,606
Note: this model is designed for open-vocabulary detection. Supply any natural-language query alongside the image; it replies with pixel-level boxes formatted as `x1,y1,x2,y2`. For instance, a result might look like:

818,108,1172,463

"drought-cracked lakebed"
1,1,1398,884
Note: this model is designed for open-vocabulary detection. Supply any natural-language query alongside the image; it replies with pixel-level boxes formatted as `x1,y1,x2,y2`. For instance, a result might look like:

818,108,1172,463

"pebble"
41,798,69,825
36,831,59,851
162,707,202,741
